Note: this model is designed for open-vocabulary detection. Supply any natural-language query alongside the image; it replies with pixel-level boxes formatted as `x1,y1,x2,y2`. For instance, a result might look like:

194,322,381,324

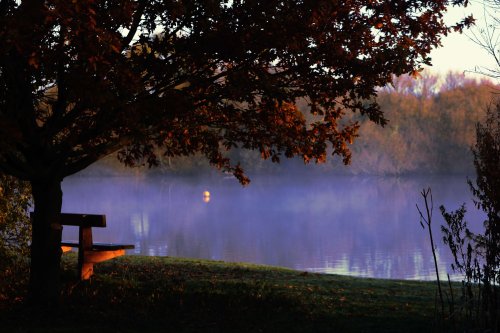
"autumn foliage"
93,72,494,176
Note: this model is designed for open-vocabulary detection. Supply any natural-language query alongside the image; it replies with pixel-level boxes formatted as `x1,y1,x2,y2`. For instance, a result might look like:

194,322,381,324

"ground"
0,255,450,332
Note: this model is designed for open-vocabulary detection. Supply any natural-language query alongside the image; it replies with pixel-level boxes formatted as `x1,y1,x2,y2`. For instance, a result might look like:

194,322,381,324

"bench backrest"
30,212,106,228
60,213,106,228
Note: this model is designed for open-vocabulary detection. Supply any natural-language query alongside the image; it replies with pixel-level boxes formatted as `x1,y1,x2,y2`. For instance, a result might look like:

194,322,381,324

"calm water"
61,173,485,280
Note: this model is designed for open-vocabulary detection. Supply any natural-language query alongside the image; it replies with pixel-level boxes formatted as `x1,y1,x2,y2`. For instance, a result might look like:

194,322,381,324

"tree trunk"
29,178,63,306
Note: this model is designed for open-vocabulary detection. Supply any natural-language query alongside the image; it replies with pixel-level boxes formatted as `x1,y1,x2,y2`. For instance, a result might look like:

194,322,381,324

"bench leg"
61,246,73,253
85,250,126,264
77,250,126,280
79,261,94,280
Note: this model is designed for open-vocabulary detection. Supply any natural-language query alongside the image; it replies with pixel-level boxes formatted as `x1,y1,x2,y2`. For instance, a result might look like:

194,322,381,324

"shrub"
440,101,500,330
0,173,32,302
0,173,31,258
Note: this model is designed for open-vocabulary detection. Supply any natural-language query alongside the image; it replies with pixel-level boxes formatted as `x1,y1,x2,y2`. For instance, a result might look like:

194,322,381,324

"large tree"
0,0,471,304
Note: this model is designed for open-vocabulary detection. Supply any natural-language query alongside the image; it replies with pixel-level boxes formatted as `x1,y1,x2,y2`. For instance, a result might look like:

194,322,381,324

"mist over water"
61,173,485,280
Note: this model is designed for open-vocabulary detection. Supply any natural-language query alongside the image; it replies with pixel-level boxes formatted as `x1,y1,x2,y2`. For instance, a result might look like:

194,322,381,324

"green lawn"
0,255,448,332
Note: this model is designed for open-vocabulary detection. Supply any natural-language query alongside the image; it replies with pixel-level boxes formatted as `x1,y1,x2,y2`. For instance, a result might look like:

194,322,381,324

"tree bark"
29,178,63,306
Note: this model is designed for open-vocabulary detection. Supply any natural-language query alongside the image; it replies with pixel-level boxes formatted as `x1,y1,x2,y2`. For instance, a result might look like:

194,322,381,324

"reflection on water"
203,190,211,203
61,174,485,280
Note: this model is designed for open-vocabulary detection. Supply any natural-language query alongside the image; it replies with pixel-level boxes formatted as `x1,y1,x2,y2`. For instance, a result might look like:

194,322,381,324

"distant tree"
414,70,439,100
383,73,417,95
0,0,472,304
440,71,469,92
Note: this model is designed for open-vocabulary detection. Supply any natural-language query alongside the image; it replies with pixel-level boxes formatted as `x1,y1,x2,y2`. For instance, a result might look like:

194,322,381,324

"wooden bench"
59,213,134,280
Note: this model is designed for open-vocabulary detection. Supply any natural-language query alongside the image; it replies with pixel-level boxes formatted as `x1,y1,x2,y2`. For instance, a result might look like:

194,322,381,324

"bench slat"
60,213,106,228
61,241,79,247
91,243,135,251
61,241,134,251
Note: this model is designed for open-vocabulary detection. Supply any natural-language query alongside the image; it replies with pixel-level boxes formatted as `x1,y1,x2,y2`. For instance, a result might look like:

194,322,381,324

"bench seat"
61,241,135,251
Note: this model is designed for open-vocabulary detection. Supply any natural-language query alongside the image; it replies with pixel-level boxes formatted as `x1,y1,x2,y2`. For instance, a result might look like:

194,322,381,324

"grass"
0,254,447,332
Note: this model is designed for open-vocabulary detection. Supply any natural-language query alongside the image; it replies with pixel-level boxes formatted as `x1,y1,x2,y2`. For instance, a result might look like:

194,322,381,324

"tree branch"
62,137,133,177
49,26,68,126
0,153,34,180
122,0,147,48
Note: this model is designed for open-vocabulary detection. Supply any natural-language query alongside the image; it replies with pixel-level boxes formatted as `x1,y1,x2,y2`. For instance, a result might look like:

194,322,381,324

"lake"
61,173,485,281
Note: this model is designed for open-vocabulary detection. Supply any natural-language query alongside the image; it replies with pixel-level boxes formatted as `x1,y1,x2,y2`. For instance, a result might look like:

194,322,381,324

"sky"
427,1,499,77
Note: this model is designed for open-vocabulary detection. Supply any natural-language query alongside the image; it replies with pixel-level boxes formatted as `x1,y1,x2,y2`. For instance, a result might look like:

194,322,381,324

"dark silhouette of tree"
469,103,500,284
439,100,500,331
0,0,471,304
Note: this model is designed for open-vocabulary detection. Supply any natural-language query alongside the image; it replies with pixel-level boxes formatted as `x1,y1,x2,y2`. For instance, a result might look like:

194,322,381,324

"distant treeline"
347,71,497,175
82,72,497,177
